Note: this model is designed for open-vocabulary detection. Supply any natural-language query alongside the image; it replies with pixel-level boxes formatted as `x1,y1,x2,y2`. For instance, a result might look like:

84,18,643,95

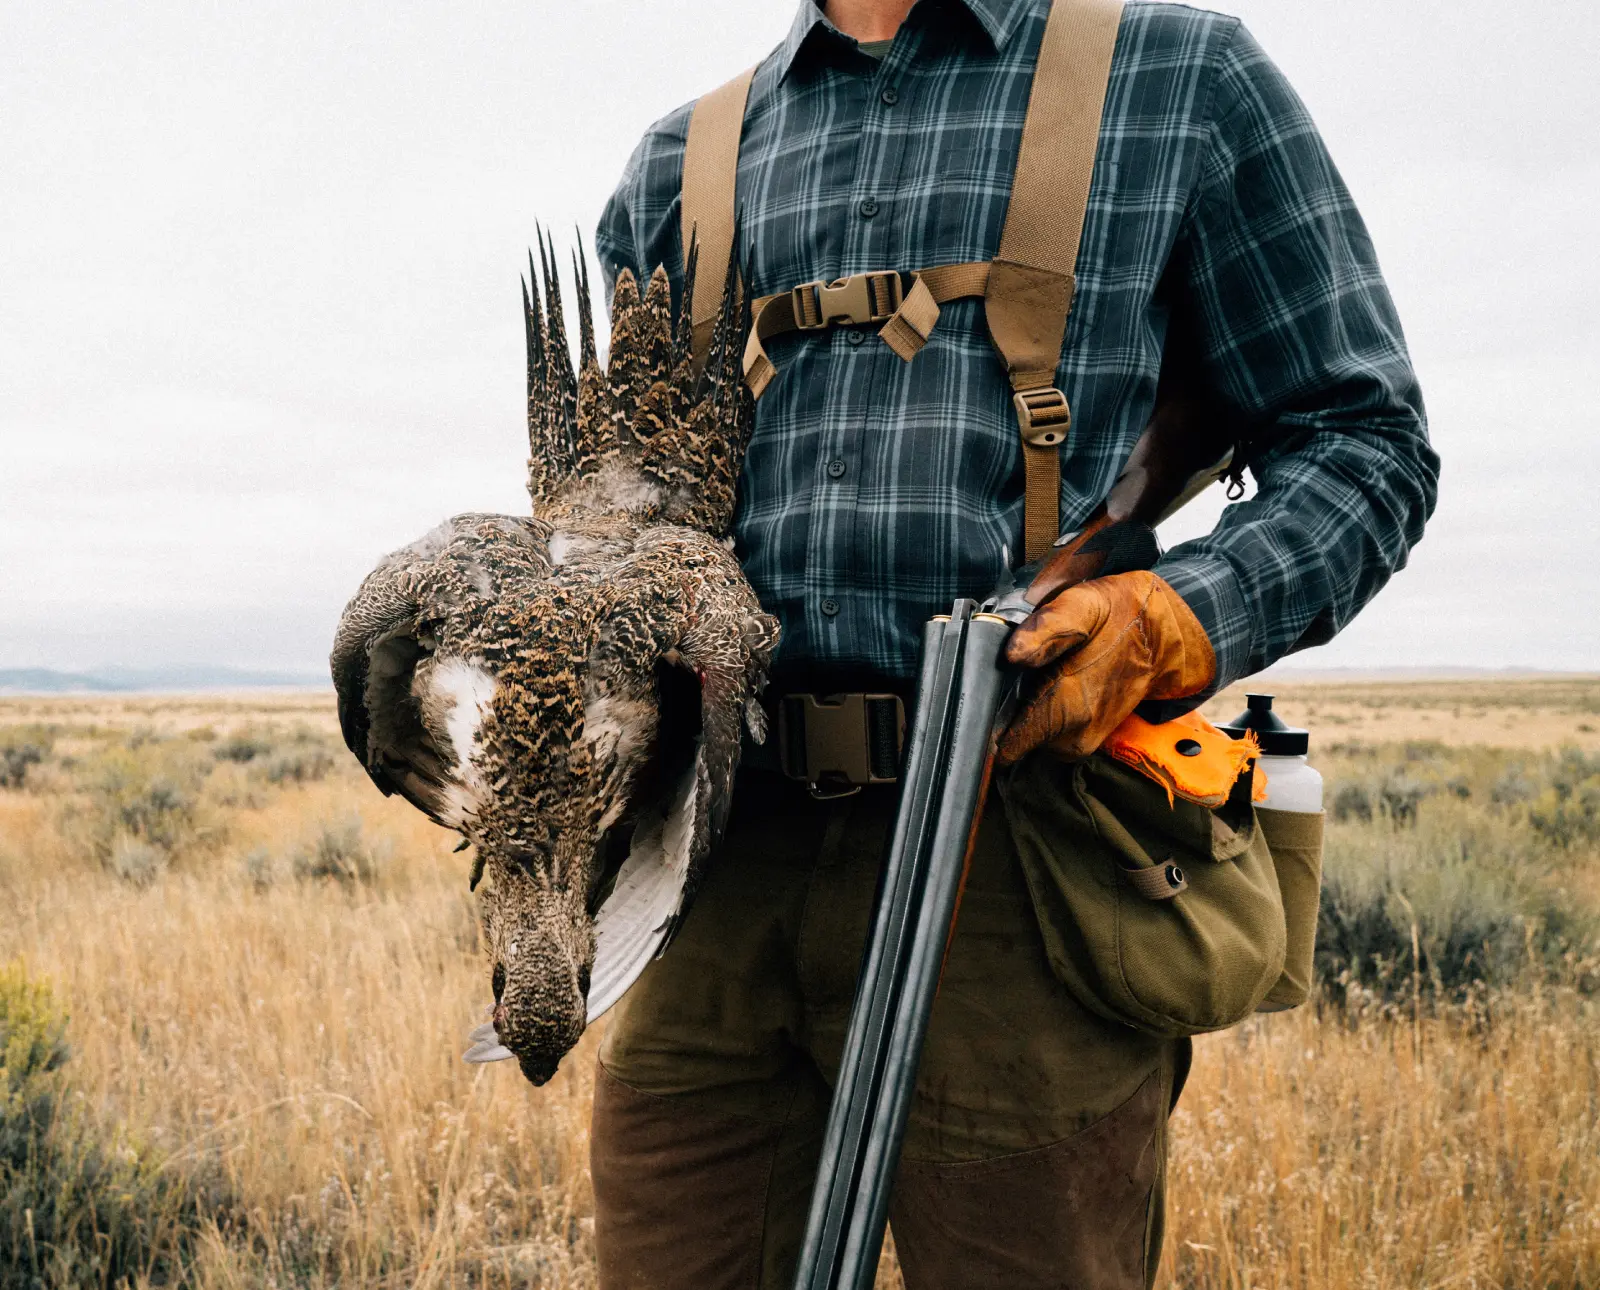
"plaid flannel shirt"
596,0,1438,694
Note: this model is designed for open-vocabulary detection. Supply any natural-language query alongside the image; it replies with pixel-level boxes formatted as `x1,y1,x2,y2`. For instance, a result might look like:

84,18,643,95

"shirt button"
881,86,900,106
821,598,841,617
847,329,865,346
859,198,879,219
827,459,847,479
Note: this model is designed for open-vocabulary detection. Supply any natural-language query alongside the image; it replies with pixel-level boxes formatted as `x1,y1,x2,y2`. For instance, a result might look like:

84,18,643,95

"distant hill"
0,665,329,694
1250,665,1597,682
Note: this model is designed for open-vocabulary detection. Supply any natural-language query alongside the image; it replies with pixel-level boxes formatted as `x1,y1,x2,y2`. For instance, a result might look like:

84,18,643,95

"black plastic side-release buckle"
778,693,906,795
791,272,905,331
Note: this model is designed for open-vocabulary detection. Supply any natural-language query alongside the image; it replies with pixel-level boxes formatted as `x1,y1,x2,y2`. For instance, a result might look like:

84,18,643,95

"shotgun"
793,392,1236,1290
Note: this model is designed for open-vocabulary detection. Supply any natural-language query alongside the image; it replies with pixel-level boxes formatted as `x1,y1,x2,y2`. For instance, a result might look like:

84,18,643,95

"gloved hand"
997,569,1216,763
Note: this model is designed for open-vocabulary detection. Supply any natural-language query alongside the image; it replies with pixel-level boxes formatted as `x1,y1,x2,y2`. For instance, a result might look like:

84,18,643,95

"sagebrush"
0,961,226,1288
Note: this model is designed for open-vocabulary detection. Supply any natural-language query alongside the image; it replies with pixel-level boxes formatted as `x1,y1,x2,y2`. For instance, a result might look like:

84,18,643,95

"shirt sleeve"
596,145,645,311
595,105,694,316
1150,23,1440,701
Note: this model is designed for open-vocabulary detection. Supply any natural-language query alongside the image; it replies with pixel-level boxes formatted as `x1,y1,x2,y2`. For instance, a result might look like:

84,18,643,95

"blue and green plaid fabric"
596,0,1438,694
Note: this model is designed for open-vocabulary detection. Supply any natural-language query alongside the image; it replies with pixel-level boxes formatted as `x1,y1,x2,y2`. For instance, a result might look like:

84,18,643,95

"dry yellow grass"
1165,991,1600,1287
2,723,599,1286
1,681,1597,1287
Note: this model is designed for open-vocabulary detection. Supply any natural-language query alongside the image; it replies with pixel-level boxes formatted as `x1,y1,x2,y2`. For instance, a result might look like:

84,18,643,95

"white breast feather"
430,657,497,826
547,530,578,566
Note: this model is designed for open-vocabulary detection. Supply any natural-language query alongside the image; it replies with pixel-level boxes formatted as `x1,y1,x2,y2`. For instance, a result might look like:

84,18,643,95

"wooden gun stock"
1025,386,1236,607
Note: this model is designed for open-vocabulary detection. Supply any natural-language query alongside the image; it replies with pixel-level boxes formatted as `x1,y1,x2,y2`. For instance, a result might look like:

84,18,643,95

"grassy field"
1,680,1597,1288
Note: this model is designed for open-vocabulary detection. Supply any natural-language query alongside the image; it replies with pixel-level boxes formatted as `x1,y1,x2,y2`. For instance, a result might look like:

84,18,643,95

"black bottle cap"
1217,693,1309,756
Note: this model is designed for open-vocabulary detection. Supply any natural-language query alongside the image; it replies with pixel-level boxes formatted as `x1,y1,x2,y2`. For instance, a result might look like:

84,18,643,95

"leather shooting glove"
997,569,1216,763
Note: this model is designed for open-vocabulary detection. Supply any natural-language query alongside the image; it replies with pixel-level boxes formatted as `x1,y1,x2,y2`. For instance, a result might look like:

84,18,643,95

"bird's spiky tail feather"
523,226,752,535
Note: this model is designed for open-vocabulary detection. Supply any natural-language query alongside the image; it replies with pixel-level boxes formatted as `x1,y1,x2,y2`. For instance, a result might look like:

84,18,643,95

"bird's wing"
330,514,549,832
586,725,707,1020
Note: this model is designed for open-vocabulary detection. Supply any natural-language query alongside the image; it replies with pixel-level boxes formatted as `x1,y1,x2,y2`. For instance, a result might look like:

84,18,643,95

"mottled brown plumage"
331,234,776,1085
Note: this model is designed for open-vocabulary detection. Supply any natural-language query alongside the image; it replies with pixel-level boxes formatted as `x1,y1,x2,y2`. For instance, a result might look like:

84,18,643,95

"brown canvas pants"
591,770,1190,1290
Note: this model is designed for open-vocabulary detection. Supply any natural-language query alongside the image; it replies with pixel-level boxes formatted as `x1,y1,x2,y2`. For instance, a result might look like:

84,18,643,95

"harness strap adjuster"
1012,387,1072,447
790,271,904,331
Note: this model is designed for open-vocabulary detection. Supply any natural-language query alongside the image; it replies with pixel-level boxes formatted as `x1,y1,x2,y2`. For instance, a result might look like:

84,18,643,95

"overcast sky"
3,0,1597,674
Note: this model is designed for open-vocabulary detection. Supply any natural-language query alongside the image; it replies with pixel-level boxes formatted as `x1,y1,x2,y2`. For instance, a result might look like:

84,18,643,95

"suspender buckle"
790,272,905,331
777,693,907,792
1012,387,1072,447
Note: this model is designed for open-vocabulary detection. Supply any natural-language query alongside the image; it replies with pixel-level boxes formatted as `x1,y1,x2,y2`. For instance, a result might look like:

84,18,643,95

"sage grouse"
330,236,777,1085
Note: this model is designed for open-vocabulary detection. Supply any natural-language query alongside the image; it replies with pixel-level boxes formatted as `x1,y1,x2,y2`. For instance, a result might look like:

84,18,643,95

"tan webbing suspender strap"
991,0,1124,559
681,0,1123,559
681,67,756,364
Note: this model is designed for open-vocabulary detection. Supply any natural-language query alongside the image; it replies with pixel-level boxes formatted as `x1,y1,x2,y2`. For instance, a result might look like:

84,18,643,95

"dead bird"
330,234,777,1086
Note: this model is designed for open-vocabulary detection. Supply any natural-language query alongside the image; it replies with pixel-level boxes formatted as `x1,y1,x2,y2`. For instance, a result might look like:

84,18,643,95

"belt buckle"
790,272,904,332
777,693,906,795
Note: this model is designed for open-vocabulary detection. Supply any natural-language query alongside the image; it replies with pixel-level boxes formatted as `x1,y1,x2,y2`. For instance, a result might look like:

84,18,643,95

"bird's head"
461,651,720,1085
475,839,595,1086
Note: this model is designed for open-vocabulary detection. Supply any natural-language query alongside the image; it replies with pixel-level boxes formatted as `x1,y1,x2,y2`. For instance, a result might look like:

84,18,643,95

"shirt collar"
956,0,1031,49
776,0,1031,82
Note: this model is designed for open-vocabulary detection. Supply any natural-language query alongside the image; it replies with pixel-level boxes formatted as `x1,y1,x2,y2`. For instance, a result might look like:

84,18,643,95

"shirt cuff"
1141,553,1252,720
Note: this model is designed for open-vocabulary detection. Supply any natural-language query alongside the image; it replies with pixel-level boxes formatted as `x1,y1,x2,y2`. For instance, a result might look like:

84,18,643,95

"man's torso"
598,0,1243,682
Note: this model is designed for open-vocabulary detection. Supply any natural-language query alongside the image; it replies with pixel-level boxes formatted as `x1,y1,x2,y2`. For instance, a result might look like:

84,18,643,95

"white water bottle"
1221,693,1324,1012
1220,693,1322,812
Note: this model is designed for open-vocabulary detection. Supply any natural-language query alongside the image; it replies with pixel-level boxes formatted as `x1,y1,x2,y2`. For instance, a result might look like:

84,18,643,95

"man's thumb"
1004,584,1111,667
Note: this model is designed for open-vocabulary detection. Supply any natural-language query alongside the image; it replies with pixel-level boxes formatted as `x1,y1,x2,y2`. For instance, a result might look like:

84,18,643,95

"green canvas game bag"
998,729,1288,1037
